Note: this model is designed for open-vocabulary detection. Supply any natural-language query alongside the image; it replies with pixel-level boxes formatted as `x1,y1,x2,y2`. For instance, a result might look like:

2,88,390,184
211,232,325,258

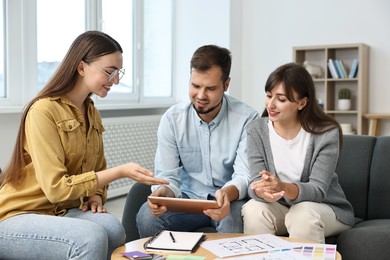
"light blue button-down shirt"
153,94,259,200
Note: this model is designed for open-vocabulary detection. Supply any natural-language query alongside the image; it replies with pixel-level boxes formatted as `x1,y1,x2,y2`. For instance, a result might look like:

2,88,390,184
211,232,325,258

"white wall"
239,0,390,134
173,0,230,103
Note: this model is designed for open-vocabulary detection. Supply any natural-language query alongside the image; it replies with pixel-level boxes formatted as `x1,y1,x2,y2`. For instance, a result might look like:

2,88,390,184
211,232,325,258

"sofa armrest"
121,182,152,242
367,136,390,219
337,220,390,260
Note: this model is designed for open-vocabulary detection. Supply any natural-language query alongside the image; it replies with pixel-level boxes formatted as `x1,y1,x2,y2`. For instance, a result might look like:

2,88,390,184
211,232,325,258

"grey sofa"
333,135,390,260
121,135,390,260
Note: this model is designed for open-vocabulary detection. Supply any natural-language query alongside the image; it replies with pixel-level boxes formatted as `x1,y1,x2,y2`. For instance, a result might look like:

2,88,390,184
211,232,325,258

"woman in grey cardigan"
242,63,354,243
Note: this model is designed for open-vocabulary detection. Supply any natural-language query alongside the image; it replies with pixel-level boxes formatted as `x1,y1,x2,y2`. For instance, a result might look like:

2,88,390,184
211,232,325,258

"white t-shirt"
268,120,311,183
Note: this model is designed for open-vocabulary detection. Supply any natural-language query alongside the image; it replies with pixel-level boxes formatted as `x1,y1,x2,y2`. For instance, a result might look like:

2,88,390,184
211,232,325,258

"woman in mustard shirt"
0,31,168,260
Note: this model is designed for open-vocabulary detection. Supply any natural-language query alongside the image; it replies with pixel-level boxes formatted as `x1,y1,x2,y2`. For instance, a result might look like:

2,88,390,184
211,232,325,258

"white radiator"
102,115,161,198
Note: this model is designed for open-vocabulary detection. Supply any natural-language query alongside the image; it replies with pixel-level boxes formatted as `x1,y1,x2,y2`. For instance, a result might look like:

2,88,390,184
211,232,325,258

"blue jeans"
136,197,246,238
0,208,125,260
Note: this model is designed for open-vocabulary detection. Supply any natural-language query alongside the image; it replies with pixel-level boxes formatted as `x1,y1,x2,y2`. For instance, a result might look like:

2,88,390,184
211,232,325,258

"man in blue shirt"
136,45,259,236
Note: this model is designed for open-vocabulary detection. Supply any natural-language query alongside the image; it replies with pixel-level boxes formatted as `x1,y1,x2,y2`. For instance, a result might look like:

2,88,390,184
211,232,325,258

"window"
0,1,4,98
97,0,174,105
0,0,174,110
143,0,173,98
98,0,135,103
37,0,85,92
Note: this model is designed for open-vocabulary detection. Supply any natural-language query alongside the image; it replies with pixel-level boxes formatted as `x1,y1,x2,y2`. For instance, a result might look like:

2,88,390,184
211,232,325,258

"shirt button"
67,179,72,184
69,125,72,129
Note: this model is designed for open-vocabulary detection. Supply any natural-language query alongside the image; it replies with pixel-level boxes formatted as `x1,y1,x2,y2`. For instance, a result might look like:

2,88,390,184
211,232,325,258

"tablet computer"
147,196,220,214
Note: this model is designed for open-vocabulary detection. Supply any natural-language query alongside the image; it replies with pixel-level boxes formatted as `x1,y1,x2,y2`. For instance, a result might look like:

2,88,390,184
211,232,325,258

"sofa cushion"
336,219,390,260
367,136,390,219
353,218,390,228
336,135,376,221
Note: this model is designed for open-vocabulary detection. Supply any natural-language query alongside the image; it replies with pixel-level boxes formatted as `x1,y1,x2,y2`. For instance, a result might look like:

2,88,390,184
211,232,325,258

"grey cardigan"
247,117,355,226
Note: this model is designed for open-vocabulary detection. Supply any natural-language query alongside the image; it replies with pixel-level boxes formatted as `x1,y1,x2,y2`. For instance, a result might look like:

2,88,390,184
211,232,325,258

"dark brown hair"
262,63,342,142
190,45,231,83
0,31,122,187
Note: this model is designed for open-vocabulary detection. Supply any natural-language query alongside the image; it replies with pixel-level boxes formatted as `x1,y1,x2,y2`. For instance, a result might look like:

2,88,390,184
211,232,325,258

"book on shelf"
144,230,205,253
334,59,345,78
339,59,348,79
349,58,359,78
328,59,339,79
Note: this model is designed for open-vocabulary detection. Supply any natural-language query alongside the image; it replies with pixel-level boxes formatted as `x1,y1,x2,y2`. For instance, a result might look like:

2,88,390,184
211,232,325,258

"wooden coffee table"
111,233,341,259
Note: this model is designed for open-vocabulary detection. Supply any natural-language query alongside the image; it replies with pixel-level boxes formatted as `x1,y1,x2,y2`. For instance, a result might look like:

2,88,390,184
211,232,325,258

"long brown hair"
262,63,342,142
0,31,122,188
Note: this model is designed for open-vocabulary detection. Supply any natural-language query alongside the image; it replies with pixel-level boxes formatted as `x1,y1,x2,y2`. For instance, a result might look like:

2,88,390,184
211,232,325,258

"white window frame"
0,0,175,113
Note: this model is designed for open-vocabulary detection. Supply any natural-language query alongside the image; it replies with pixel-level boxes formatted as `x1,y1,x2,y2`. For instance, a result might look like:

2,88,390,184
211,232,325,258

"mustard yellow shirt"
0,96,107,221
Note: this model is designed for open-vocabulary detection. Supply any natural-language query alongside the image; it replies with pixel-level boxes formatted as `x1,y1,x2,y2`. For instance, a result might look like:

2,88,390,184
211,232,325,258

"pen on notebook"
169,231,176,243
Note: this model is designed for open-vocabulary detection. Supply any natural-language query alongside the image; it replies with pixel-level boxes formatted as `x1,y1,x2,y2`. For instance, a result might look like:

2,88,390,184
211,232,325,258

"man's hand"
147,186,175,217
203,189,230,221
203,185,238,221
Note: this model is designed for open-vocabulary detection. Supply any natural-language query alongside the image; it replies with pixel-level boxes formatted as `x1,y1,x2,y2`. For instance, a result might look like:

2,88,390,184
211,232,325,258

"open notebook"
144,230,205,253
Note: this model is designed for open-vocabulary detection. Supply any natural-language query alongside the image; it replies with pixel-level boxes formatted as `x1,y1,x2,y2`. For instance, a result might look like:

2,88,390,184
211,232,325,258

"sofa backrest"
336,135,376,220
367,136,390,219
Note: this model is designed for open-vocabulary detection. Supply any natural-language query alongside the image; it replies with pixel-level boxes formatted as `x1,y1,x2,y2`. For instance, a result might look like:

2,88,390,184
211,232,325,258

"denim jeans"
136,196,246,238
0,208,125,260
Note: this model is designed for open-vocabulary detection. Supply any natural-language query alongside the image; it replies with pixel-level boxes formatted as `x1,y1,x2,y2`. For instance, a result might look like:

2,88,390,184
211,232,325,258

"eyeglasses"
87,62,125,82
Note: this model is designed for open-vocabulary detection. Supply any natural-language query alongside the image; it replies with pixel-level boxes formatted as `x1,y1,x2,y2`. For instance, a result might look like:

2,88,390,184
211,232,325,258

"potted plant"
338,88,351,110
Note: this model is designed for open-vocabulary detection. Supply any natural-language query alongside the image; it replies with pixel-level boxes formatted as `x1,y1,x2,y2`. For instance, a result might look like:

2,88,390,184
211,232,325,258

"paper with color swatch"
214,243,337,260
